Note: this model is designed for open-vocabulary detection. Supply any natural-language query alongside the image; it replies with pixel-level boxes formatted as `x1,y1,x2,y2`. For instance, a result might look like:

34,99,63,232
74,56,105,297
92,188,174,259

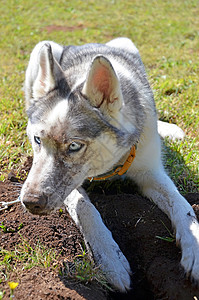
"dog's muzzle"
22,193,48,215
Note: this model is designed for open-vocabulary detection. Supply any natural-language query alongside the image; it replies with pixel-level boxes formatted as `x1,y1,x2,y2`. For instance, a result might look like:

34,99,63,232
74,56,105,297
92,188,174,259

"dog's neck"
88,145,136,182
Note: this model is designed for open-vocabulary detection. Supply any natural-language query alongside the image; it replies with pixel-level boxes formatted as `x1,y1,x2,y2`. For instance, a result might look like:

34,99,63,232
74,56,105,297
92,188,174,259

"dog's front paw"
180,244,199,283
92,240,131,292
177,219,199,283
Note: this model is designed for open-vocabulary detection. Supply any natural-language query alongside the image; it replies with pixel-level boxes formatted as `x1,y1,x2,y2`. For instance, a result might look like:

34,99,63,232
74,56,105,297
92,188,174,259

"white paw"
177,218,199,282
92,240,131,292
157,120,185,141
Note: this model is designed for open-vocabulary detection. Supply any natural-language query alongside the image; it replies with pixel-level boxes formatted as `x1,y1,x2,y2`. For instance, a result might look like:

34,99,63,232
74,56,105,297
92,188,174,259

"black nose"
23,193,47,214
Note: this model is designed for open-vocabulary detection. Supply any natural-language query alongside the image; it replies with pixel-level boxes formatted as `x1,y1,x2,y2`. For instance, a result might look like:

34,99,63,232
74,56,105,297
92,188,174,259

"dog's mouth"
26,207,53,216
22,203,54,216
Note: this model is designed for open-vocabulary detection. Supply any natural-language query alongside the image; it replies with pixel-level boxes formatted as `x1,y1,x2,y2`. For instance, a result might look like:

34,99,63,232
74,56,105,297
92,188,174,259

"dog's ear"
82,56,123,115
32,43,57,99
25,41,64,109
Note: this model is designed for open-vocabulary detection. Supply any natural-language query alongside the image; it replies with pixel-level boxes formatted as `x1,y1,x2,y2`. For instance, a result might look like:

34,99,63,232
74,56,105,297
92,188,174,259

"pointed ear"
82,56,123,115
32,43,56,99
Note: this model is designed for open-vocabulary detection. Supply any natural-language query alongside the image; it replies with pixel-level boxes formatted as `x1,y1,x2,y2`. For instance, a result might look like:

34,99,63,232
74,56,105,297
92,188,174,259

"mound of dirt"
0,180,106,300
0,164,199,299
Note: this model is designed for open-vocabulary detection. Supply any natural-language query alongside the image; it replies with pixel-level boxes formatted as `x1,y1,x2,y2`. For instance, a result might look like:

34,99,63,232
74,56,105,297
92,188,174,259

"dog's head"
21,43,137,215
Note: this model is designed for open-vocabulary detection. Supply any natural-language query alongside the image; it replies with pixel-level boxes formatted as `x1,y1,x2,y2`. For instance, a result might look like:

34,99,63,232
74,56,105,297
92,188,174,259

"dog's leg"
131,167,199,282
64,187,131,292
157,120,185,141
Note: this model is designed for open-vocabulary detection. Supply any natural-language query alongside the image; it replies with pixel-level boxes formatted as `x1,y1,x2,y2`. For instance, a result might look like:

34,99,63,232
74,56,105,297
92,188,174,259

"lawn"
0,0,198,191
0,1,199,298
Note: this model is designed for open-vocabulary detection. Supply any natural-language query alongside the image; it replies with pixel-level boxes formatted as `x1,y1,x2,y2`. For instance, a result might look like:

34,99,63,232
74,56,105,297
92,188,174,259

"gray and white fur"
20,38,198,292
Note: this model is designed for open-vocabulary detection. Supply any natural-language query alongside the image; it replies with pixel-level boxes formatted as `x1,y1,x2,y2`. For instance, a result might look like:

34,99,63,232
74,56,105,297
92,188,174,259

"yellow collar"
88,145,136,182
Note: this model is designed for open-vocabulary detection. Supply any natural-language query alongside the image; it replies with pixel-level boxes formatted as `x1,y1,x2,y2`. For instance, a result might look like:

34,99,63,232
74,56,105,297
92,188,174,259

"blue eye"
34,136,41,145
68,142,83,152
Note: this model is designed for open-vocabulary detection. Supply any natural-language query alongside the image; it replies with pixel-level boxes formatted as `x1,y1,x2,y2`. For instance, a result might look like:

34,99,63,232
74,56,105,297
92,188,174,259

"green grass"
0,222,24,233
0,0,198,191
0,236,110,294
0,291,3,299
60,248,111,290
156,220,175,243
0,235,59,283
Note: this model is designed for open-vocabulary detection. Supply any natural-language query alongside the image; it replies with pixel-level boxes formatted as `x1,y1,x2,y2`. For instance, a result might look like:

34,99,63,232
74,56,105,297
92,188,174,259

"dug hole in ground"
0,158,199,300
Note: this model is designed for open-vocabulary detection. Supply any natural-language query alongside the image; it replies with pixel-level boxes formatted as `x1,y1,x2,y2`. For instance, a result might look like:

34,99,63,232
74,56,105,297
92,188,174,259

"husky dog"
20,38,199,292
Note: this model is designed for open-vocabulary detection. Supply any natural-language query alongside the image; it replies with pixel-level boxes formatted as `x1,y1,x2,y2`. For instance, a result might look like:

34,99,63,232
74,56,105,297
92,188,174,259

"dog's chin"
26,207,54,216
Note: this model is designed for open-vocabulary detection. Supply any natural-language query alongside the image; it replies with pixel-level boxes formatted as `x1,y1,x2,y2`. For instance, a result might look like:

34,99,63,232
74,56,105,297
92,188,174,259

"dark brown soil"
42,24,85,33
0,160,199,300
